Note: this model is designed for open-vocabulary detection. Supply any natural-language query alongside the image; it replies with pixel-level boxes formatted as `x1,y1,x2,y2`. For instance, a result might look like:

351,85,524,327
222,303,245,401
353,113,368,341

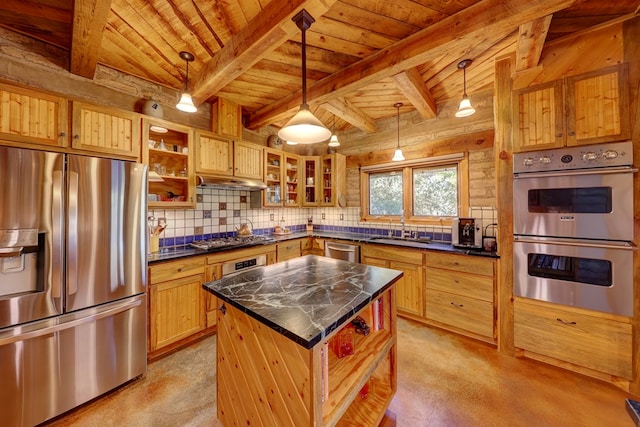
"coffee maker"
452,218,483,249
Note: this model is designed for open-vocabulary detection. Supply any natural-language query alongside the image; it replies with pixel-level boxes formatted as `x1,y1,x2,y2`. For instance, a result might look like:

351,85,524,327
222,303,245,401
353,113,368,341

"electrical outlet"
322,213,325,220
194,226,203,234
270,213,274,221
340,214,344,220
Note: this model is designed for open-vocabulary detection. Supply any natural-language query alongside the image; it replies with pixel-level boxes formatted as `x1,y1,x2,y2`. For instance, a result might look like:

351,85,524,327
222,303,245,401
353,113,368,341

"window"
361,153,468,224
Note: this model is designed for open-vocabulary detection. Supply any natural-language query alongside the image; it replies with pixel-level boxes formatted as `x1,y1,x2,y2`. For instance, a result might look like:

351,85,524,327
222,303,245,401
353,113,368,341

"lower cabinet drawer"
425,267,493,302
514,299,632,378
425,288,493,338
277,240,301,261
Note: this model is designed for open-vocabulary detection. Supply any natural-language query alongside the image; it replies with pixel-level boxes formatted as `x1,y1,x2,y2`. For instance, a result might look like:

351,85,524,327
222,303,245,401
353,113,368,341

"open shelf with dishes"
142,118,195,208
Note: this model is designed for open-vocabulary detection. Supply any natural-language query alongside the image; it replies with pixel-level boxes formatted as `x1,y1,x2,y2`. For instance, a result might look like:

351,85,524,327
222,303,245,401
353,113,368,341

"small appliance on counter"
452,217,483,249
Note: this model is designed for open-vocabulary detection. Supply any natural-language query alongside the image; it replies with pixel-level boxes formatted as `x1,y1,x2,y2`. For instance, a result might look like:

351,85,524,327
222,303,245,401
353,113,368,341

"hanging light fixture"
454,59,475,118
278,10,331,144
392,102,405,162
176,51,197,113
328,115,340,147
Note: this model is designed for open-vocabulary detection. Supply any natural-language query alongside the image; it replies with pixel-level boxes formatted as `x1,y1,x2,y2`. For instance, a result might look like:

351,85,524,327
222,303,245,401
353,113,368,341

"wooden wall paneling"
623,15,640,396
494,54,515,355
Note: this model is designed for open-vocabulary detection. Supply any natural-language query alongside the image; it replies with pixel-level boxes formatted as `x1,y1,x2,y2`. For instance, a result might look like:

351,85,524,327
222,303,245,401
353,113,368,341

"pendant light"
454,59,475,118
392,102,405,162
278,10,331,144
176,51,197,113
328,115,340,147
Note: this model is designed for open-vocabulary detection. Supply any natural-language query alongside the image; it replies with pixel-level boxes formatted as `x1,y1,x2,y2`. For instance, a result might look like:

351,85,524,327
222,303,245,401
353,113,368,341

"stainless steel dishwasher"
324,241,360,263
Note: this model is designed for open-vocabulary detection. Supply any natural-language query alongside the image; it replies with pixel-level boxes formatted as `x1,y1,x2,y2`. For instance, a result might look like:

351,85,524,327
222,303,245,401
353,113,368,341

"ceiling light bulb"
455,96,476,117
392,148,405,162
328,134,340,147
176,93,197,113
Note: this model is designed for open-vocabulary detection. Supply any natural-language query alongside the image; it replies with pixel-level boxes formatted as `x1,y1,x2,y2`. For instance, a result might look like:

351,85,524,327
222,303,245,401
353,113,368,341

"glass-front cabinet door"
302,157,319,206
284,153,300,207
264,148,283,207
142,118,194,209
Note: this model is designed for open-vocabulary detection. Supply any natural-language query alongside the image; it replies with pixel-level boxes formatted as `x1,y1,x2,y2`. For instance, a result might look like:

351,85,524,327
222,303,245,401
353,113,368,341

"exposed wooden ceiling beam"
70,0,111,78
515,15,552,72
247,0,576,129
322,97,377,133
391,68,437,120
190,0,338,104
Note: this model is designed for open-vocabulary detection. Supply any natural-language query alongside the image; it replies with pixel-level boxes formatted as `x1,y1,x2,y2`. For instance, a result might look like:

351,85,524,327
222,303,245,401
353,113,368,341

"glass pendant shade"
176,93,197,113
392,148,405,162
455,96,475,117
278,104,331,144
328,134,340,147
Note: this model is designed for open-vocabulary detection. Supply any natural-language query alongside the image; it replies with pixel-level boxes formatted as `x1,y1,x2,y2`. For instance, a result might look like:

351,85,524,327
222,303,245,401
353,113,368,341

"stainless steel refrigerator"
0,146,148,426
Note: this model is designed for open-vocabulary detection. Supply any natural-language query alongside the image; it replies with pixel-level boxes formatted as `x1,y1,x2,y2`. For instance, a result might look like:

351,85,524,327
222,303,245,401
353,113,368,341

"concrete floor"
44,318,634,427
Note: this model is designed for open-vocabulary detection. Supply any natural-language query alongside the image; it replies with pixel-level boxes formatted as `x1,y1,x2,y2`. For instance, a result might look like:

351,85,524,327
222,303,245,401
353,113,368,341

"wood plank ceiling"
0,0,638,135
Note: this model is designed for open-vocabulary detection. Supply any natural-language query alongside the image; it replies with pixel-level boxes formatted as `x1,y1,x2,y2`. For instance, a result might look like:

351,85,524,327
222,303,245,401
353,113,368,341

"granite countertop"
203,255,403,349
627,399,640,426
150,230,499,263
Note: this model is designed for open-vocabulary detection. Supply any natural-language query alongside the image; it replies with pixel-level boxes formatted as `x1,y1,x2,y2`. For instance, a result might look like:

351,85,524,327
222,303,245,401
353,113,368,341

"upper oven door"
513,168,635,241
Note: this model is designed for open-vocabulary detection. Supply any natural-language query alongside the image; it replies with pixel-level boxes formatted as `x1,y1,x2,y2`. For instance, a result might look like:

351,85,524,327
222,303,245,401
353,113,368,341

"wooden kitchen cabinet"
361,243,424,318
0,83,68,148
320,153,346,207
211,97,242,139
204,263,222,328
513,64,630,152
276,239,302,262
71,101,141,159
302,156,320,206
424,252,495,343
514,297,632,379
195,130,233,176
233,140,263,180
148,257,207,354
264,148,300,207
142,118,195,209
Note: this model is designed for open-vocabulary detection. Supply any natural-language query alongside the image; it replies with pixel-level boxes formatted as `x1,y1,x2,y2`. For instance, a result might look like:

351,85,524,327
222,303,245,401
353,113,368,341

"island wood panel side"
217,303,313,427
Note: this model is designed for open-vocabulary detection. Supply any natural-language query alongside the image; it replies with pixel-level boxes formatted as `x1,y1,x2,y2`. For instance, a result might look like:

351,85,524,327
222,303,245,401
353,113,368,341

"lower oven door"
513,237,635,316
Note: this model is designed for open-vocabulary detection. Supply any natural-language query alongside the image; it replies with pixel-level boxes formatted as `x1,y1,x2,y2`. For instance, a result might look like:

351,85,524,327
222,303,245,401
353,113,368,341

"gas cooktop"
190,235,274,251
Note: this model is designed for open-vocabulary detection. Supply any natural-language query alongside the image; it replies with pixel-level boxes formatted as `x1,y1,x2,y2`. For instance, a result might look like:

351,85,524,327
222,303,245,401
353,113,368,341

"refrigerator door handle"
67,169,79,296
0,297,143,346
52,169,64,300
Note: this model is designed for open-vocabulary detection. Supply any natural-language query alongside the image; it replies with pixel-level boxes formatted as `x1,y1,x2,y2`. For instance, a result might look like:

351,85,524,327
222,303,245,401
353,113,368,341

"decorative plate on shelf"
268,135,284,150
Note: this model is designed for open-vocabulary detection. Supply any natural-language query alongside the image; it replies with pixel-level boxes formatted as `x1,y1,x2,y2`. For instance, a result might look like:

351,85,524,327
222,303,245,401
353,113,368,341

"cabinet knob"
453,262,459,266
59,132,66,137
556,318,576,325
177,267,183,272
219,303,226,315
556,133,563,137
568,131,575,136
73,134,80,139
450,302,464,308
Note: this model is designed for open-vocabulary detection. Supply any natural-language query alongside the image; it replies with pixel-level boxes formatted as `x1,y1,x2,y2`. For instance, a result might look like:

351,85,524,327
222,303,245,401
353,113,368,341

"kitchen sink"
369,236,431,246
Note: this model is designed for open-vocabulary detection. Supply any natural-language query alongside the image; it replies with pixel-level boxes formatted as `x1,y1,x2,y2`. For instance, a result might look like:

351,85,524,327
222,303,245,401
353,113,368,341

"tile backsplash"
149,187,497,247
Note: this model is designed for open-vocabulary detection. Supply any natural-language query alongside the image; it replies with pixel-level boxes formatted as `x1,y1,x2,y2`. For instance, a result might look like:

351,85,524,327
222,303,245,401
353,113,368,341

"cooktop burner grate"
190,235,273,250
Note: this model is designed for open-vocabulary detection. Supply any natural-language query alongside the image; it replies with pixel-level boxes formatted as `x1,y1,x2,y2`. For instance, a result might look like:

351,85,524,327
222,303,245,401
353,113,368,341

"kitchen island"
203,255,402,427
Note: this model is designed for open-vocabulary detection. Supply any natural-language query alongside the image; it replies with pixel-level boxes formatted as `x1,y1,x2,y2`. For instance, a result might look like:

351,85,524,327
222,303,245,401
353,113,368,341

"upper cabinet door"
234,140,263,180
565,64,630,146
71,101,141,160
212,98,242,139
0,83,68,148
513,80,565,152
195,131,233,176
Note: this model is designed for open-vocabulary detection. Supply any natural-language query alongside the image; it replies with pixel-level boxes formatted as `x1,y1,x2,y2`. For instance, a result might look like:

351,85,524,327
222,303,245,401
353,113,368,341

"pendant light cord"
462,65,467,97
301,24,307,106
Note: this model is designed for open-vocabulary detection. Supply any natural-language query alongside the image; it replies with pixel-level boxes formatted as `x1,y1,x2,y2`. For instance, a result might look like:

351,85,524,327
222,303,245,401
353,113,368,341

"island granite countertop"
203,254,403,349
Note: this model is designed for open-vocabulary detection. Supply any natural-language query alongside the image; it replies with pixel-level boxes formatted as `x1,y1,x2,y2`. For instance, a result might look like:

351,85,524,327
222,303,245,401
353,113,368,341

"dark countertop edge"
203,260,403,349
627,399,640,426
149,230,499,263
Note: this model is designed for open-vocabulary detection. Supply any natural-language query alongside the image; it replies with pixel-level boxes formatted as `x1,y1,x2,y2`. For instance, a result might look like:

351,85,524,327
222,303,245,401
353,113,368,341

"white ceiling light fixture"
277,10,331,144
454,59,476,118
328,115,340,147
176,51,197,113
392,102,405,162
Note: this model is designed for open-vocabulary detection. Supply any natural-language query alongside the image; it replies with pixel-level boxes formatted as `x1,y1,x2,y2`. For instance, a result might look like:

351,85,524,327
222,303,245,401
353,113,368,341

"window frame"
360,153,469,226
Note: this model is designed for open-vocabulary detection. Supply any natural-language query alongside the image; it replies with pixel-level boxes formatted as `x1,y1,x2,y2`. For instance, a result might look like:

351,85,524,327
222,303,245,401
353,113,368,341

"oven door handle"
514,167,637,179
514,236,637,250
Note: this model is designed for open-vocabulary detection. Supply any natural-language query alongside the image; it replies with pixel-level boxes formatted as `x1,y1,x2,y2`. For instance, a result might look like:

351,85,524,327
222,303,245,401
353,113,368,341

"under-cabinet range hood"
196,175,267,191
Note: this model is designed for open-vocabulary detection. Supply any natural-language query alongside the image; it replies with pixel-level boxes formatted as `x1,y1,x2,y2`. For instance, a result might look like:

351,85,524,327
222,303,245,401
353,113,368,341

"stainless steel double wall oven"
513,141,636,316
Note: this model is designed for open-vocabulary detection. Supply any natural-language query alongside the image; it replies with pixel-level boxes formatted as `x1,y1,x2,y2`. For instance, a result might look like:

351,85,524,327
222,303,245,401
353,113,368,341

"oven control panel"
513,140,633,173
